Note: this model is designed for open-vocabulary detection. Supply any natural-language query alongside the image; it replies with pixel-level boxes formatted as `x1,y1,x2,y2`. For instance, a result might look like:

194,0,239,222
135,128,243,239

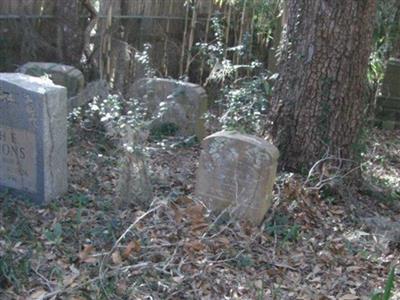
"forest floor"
0,119,399,300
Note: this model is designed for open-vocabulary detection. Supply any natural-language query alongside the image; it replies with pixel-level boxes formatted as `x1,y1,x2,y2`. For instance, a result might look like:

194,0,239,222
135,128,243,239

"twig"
32,268,55,292
38,262,149,300
98,204,162,299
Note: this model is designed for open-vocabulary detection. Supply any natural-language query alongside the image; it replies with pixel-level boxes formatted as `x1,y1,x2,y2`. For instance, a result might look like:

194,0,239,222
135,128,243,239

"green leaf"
382,267,395,300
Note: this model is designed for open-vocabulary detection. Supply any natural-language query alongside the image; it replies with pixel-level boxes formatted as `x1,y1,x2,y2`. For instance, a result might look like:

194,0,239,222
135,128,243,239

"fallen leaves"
1,127,399,299
111,250,122,265
339,294,359,300
28,289,46,300
184,239,206,252
123,240,141,258
78,244,96,264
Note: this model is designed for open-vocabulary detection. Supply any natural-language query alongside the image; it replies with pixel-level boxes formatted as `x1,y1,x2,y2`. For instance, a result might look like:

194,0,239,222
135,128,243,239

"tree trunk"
55,0,85,66
269,0,376,172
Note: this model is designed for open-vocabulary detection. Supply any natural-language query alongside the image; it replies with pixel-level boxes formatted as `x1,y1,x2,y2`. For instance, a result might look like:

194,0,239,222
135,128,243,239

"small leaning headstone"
195,131,279,225
0,73,68,204
17,62,84,98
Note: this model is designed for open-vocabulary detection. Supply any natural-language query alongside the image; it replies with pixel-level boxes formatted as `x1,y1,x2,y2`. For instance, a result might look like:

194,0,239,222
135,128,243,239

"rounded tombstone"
195,130,279,225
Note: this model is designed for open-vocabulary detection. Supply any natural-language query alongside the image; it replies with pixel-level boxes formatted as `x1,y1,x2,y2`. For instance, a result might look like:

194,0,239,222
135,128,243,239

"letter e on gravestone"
0,73,68,204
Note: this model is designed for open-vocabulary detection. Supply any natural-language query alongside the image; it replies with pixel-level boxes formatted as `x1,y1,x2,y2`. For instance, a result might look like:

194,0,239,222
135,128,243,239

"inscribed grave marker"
0,73,68,203
195,131,279,225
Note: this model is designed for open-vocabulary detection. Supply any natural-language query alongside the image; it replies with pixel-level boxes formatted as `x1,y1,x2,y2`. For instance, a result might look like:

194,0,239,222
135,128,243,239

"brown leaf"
185,204,205,225
171,205,183,224
78,244,95,263
339,294,359,300
210,237,230,251
122,240,141,259
346,266,362,272
175,196,193,205
185,240,206,252
191,222,209,232
330,207,345,215
62,273,79,287
28,289,46,300
116,281,128,296
112,251,122,265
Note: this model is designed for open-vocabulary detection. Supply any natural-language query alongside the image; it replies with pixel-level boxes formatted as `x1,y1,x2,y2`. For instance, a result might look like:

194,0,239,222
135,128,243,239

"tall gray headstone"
195,131,279,225
0,73,68,204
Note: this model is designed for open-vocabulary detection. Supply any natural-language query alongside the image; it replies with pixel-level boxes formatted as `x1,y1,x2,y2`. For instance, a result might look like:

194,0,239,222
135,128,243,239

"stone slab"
17,62,84,98
0,73,68,204
195,131,279,225
127,78,208,139
376,96,400,110
68,80,109,112
380,59,400,98
376,107,400,121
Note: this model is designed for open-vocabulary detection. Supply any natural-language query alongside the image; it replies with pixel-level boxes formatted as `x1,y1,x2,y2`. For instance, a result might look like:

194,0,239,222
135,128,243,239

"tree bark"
55,0,85,66
269,0,376,172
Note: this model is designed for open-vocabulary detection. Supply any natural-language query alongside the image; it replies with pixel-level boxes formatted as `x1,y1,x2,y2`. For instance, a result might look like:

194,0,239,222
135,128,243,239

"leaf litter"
0,125,399,299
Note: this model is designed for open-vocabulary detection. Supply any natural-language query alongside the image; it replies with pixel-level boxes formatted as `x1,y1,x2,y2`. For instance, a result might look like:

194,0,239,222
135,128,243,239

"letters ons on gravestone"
0,73,68,204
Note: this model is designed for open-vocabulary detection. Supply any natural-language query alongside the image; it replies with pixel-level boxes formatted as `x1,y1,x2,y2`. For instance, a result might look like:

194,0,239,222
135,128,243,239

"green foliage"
374,1,400,58
44,223,63,245
369,0,400,86
198,14,273,134
264,214,300,243
213,0,282,47
0,250,31,291
368,50,386,85
219,76,270,134
135,43,156,78
235,254,254,269
87,94,150,154
1,199,35,242
371,267,396,300
150,122,180,140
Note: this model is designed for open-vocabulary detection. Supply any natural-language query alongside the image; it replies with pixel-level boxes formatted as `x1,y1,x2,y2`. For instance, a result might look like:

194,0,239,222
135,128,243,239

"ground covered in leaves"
0,122,399,299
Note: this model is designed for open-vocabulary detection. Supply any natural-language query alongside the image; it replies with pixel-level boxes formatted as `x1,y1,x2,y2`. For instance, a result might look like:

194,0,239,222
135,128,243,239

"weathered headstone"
0,73,68,204
380,59,400,97
17,62,84,98
68,80,109,112
376,58,400,129
195,131,279,225
127,78,208,139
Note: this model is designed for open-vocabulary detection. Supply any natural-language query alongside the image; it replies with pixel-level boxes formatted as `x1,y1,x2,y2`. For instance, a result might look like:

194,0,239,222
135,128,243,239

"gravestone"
195,131,279,225
376,58,400,129
0,73,68,204
68,80,109,112
17,62,84,98
127,78,208,139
